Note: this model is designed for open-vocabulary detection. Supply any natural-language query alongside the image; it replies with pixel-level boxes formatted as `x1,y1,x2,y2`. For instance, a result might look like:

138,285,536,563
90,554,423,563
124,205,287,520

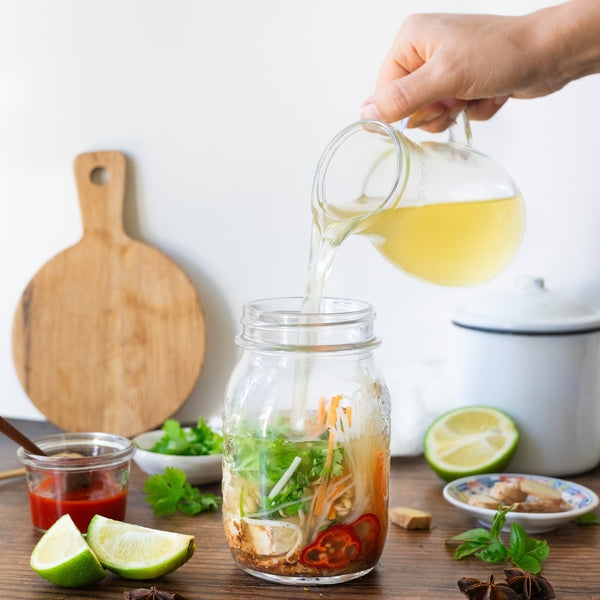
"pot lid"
452,275,600,334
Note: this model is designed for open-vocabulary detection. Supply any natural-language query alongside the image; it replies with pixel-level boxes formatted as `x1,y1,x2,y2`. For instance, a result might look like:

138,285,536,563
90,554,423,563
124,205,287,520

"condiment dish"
17,432,135,531
443,473,599,533
132,430,222,486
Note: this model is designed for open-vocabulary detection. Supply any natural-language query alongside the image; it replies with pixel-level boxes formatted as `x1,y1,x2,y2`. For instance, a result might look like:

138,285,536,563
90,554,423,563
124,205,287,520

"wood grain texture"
1,427,599,600
11,152,205,437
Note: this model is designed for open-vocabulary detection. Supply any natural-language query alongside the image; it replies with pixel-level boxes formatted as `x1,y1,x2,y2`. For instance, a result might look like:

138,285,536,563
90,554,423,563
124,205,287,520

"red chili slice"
350,513,381,557
299,524,361,570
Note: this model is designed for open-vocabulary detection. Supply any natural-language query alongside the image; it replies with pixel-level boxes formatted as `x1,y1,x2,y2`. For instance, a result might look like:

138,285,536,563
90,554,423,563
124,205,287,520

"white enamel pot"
452,276,600,476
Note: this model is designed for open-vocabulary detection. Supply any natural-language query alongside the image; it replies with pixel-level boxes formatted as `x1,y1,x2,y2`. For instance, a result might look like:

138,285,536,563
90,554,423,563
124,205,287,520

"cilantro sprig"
148,418,223,456
232,435,344,517
143,467,221,516
446,505,550,574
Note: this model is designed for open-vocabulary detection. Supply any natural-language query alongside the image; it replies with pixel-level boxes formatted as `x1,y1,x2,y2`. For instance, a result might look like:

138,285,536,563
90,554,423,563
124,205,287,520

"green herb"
573,512,600,525
143,467,221,516
447,505,550,574
311,445,344,478
149,417,223,456
230,434,345,517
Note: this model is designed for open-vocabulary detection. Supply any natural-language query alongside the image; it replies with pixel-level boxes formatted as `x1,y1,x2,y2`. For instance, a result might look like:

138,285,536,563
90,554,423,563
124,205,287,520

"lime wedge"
424,406,519,481
30,514,106,587
86,515,195,579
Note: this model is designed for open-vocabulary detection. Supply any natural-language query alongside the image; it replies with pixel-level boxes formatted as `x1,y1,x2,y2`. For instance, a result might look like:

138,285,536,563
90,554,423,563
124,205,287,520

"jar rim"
241,296,375,323
16,431,136,470
237,296,381,353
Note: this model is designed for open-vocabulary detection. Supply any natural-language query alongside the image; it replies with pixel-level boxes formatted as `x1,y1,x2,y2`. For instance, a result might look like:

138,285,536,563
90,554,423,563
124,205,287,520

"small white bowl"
132,430,222,486
443,473,599,533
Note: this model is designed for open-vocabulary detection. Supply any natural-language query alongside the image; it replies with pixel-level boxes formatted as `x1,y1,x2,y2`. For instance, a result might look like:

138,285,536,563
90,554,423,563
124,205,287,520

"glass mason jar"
17,432,135,532
222,297,391,585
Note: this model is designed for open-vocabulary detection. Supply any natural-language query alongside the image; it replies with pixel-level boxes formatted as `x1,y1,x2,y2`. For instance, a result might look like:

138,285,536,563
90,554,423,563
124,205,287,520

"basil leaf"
489,504,511,539
523,538,550,562
452,541,487,559
509,522,528,557
511,553,542,574
447,528,492,543
478,541,510,563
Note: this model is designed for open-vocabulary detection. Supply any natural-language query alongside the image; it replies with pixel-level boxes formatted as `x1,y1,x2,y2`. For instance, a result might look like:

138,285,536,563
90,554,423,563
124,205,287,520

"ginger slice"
489,481,528,504
389,506,432,530
511,499,564,513
468,494,503,510
518,478,563,501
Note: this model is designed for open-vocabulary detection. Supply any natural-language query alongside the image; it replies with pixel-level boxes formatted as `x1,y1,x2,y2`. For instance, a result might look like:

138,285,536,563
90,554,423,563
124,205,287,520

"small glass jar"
17,432,136,532
222,297,390,585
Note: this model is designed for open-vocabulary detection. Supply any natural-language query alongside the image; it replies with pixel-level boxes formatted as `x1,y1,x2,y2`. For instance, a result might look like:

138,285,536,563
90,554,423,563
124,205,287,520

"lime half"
86,515,195,579
30,514,106,587
424,405,519,481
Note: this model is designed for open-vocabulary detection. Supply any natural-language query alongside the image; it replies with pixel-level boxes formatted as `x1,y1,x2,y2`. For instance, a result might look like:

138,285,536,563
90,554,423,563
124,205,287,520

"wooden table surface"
2,419,599,599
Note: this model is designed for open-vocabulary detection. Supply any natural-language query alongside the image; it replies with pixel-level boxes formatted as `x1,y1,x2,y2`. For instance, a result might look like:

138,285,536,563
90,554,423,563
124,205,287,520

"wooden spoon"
12,151,206,437
0,417,97,490
0,416,46,455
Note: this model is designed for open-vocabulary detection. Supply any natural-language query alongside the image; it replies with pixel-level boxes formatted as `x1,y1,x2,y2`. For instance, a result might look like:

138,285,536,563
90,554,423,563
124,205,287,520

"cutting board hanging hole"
90,166,110,185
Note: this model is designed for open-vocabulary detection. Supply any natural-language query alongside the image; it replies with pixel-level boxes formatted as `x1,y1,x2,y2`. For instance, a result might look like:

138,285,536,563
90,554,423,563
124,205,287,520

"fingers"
405,97,510,132
465,96,509,121
361,90,510,131
406,98,467,131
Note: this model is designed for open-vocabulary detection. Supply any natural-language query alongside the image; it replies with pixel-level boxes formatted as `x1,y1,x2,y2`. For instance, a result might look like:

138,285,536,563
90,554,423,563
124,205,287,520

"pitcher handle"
399,110,472,146
448,111,472,146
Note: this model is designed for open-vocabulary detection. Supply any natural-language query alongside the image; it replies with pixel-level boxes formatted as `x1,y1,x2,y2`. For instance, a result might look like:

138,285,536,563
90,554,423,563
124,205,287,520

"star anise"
458,575,520,600
124,586,188,600
504,568,556,600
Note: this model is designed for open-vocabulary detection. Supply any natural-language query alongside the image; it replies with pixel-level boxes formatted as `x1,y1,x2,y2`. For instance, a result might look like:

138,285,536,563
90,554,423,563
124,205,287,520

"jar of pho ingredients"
222,297,391,585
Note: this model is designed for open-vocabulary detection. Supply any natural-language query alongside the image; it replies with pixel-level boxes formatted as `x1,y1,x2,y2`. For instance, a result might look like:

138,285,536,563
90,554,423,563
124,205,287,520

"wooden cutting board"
12,151,206,437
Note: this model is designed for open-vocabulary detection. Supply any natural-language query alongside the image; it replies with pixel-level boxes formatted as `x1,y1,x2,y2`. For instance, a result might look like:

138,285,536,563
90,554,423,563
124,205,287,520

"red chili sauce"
29,470,127,532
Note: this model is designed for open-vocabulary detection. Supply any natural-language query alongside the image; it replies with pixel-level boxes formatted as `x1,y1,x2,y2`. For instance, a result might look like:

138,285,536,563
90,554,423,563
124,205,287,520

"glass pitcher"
222,297,390,585
310,115,525,287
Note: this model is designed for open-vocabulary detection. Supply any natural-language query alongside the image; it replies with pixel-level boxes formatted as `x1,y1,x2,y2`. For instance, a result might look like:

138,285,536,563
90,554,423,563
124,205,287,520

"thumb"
362,61,456,123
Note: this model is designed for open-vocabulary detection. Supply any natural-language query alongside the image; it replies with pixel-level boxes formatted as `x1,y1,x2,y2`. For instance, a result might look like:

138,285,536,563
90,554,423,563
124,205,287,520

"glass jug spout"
311,119,409,243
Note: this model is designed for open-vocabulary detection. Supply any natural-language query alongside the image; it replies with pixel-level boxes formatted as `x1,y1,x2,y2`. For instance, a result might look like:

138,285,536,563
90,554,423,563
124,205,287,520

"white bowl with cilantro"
133,418,223,486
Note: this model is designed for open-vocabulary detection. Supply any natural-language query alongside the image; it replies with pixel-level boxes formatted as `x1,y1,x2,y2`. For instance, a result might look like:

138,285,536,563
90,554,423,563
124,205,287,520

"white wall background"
2,1,599,450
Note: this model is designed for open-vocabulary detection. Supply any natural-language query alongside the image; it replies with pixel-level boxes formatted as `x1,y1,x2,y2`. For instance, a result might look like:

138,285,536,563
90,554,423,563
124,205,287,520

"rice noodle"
268,455,302,499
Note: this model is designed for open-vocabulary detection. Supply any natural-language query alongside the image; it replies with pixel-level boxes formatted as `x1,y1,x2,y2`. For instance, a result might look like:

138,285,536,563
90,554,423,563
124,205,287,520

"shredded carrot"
305,421,326,439
313,395,344,517
328,504,337,520
345,406,352,427
313,481,329,516
373,449,388,519
326,395,341,428
317,396,327,425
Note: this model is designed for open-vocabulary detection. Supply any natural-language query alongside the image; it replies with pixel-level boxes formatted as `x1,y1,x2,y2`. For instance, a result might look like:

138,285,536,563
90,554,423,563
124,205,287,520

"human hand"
361,2,600,131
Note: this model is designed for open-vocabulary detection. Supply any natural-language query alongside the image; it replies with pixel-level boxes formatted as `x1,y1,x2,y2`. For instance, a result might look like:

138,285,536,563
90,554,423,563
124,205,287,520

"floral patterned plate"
443,473,598,533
